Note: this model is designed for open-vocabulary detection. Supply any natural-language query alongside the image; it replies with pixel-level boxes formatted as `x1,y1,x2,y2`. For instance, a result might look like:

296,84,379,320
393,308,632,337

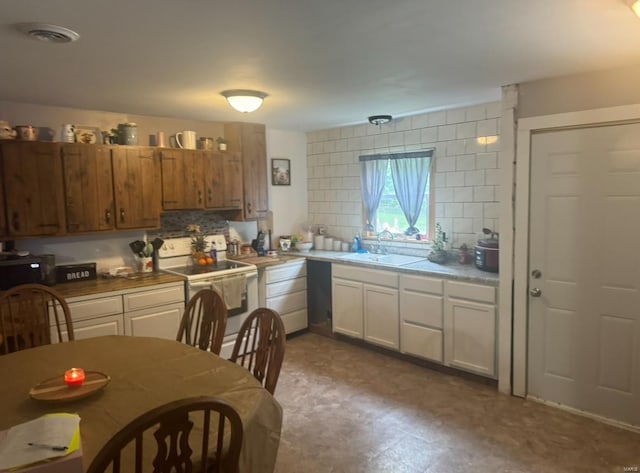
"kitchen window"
359,150,434,239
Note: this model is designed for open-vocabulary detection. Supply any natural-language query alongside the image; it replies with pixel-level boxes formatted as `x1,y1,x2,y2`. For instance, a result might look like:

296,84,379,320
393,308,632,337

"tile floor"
273,333,639,473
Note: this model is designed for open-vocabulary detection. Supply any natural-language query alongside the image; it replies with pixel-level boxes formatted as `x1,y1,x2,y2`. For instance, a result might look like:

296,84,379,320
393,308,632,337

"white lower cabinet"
124,303,184,340
399,274,444,362
62,314,123,341
332,264,399,349
331,277,363,338
63,282,185,341
333,263,497,379
123,284,184,340
444,281,496,378
259,260,308,335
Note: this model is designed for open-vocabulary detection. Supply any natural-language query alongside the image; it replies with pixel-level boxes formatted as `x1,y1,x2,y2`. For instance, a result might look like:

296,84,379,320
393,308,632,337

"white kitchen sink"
338,253,426,266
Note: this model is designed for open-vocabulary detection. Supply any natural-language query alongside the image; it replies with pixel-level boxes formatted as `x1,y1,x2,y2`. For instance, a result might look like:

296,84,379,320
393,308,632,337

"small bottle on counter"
352,233,361,252
210,249,217,263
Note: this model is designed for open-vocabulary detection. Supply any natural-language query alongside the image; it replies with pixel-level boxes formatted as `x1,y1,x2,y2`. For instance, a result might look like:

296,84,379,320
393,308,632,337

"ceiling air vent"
15,23,80,43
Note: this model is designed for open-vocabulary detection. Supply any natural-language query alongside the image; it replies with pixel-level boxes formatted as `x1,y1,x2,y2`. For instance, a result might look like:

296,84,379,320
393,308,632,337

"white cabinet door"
280,308,309,334
57,314,124,342
402,324,443,362
364,283,399,350
444,298,496,377
332,278,363,338
65,295,123,321
124,302,184,340
400,274,444,362
123,283,185,312
265,260,306,283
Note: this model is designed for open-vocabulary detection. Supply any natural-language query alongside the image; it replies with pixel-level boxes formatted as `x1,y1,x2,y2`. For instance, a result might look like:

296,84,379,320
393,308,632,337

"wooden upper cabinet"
1,142,66,237
112,147,161,229
224,123,268,220
203,151,243,210
160,149,204,210
62,144,115,232
0,158,6,237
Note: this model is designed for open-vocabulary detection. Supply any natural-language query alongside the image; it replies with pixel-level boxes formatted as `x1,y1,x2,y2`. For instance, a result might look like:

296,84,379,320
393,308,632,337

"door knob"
530,287,542,297
531,269,541,279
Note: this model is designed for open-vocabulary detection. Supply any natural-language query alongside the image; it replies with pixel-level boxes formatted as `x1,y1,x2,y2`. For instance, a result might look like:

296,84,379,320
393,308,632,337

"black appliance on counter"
474,228,499,273
251,231,267,256
0,255,43,290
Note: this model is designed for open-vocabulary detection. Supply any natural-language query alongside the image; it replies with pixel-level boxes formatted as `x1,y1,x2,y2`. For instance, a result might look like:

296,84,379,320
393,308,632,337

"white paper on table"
0,413,80,470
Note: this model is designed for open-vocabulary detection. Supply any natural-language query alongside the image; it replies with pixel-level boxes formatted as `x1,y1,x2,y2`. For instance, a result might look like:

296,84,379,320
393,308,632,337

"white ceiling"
2,0,640,132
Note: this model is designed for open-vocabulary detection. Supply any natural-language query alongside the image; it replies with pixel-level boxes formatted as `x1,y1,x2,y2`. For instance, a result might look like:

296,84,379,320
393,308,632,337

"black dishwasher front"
306,260,333,337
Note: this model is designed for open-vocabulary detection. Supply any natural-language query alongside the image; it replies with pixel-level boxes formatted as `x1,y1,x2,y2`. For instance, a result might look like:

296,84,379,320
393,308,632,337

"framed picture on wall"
272,158,291,186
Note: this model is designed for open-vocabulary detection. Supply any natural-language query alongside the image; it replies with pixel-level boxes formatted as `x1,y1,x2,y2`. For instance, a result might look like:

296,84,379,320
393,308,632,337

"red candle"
64,368,86,387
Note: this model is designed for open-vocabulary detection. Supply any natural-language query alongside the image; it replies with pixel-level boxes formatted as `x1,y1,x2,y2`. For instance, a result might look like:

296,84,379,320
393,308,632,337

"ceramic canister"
118,123,138,145
333,239,342,251
314,235,324,250
323,237,334,250
15,125,38,141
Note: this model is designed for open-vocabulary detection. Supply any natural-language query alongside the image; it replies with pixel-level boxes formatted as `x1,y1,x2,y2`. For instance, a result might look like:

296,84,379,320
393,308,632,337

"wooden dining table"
0,336,283,472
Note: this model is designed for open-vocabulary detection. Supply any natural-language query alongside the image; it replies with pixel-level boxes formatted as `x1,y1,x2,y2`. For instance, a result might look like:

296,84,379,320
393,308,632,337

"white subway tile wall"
306,102,501,249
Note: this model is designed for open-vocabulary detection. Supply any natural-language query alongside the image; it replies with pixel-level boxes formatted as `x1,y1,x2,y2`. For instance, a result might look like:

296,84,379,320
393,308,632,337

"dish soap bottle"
352,233,361,252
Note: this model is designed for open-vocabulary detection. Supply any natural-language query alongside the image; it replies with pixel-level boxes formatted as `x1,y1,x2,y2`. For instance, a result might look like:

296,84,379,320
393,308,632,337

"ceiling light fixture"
368,115,392,126
628,0,640,17
221,90,268,113
15,23,80,43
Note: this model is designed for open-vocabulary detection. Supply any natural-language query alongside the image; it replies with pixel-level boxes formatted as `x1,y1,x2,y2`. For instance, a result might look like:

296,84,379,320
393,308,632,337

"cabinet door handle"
120,208,125,223
198,190,202,204
105,209,111,224
247,202,252,215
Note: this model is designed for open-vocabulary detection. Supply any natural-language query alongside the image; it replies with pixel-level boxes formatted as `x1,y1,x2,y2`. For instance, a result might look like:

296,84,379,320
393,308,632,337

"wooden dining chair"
176,288,228,355
86,396,243,473
229,307,286,395
0,283,73,354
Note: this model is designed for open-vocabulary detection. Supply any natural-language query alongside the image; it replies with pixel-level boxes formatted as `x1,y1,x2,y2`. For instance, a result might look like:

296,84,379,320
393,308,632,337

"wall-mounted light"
221,89,268,113
477,136,498,145
628,0,640,17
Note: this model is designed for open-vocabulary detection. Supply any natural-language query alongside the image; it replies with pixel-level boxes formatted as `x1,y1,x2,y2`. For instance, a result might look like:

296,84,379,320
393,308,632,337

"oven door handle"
189,272,257,288
190,281,214,288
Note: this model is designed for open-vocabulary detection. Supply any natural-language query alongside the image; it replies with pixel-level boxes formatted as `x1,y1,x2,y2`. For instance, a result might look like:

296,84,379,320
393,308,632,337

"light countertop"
236,250,499,286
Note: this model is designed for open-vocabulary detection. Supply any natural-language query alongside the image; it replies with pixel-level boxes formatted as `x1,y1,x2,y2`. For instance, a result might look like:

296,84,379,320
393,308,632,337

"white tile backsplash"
306,102,501,245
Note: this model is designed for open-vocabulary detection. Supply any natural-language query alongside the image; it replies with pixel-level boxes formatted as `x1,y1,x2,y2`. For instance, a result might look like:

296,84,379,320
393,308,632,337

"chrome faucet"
374,229,394,254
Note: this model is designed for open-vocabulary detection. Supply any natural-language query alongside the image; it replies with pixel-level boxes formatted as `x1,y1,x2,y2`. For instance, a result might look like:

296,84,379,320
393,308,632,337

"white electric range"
158,234,258,358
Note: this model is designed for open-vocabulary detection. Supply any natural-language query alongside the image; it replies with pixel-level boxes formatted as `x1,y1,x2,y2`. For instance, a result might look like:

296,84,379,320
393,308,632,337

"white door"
528,123,640,426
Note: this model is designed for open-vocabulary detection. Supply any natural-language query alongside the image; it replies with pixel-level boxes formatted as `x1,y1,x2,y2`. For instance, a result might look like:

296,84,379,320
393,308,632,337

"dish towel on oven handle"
211,274,246,310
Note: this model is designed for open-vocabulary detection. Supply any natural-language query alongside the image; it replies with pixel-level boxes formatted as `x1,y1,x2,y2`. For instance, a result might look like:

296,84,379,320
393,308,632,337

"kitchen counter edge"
239,251,499,286
303,251,499,286
51,272,186,299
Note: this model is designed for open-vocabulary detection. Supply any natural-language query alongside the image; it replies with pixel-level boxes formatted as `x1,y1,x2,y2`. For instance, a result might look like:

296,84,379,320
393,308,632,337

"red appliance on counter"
474,228,499,273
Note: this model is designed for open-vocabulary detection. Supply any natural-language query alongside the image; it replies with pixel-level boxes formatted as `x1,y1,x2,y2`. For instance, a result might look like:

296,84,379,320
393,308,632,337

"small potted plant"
216,137,227,151
187,224,211,265
427,222,448,264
